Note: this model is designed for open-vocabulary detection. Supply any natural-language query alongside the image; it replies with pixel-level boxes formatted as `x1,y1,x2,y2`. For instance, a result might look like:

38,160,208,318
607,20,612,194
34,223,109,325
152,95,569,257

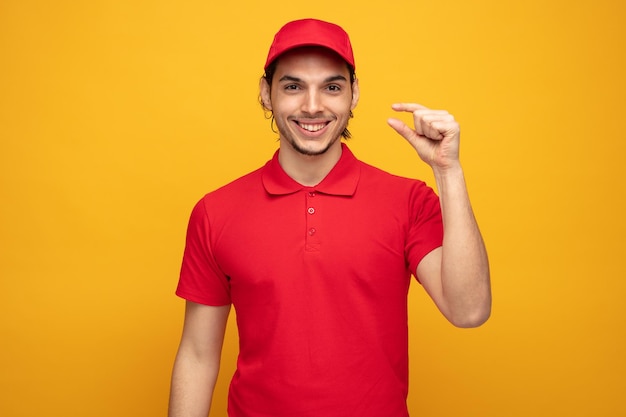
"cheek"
270,96,298,115
336,99,356,116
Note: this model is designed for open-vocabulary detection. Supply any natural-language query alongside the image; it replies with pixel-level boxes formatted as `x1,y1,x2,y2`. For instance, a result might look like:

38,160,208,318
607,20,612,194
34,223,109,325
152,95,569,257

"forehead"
273,46,351,79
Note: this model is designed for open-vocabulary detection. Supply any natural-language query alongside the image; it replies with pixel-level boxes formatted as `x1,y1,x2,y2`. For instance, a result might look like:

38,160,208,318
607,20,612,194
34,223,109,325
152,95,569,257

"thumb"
387,117,417,143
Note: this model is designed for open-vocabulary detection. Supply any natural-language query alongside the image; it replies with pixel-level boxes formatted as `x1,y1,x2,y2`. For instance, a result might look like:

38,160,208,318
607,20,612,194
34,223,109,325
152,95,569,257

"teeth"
299,123,326,132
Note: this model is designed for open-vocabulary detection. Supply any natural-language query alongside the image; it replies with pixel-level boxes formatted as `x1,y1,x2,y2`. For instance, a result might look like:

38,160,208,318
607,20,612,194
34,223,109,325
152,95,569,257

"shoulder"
357,159,433,193
353,159,440,218
193,166,265,214
211,166,264,196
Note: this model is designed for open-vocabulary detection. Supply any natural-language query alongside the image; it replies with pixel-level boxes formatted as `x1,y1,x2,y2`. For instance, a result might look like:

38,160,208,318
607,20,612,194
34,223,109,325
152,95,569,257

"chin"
288,133,342,156
290,140,336,156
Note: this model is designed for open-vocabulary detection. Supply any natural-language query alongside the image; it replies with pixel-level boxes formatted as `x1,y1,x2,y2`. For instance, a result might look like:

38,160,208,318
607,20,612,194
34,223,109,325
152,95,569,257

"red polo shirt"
177,144,443,417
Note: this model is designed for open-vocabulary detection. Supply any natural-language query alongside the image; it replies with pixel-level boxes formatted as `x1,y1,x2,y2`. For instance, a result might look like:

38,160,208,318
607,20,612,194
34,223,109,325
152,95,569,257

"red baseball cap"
264,18,355,70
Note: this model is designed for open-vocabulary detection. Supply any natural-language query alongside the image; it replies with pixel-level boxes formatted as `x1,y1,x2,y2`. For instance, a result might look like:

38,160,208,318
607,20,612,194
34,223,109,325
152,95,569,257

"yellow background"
1,0,624,416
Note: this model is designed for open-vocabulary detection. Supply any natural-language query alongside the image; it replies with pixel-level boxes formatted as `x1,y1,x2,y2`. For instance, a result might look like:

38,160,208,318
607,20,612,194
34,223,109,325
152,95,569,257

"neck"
278,141,343,187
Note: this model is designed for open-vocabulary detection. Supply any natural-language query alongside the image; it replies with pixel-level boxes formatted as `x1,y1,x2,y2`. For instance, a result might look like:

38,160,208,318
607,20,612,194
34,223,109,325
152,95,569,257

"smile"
296,121,328,132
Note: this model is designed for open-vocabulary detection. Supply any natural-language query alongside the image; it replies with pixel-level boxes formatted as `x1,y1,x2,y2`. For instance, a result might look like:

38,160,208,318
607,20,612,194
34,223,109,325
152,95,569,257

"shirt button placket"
305,190,319,250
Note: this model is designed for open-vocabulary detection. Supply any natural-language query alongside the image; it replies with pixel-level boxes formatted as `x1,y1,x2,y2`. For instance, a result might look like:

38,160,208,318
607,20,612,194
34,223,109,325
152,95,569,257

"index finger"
391,103,429,113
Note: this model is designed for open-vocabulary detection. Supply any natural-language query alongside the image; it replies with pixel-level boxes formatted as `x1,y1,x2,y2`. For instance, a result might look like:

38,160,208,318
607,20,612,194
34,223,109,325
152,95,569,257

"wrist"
432,161,464,184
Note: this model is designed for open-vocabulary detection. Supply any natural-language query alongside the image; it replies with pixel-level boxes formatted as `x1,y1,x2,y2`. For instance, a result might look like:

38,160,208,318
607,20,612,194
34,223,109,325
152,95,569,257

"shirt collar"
262,143,361,196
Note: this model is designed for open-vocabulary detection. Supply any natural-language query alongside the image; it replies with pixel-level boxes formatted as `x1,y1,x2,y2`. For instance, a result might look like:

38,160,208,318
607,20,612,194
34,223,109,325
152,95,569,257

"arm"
169,301,231,417
388,103,491,328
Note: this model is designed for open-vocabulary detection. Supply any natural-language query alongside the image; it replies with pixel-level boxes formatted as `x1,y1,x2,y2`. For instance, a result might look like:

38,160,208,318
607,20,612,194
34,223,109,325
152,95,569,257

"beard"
285,134,340,156
275,116,349,157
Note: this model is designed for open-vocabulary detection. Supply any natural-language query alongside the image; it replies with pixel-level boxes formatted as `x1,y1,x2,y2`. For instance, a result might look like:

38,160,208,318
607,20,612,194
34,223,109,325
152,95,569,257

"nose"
301,88,323,115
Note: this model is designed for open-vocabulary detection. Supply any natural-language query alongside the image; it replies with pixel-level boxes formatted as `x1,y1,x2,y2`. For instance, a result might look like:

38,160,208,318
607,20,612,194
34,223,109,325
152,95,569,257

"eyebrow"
278,74,348,83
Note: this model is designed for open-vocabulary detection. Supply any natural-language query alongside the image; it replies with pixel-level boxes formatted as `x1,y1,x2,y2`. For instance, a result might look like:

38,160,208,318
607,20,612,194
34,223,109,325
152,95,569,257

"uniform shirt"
177,143,443,417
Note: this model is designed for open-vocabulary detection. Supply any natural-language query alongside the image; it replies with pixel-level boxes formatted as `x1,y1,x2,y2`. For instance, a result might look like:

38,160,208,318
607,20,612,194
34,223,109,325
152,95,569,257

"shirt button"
308,228,316,236
307,207,315,215
308,191,316,197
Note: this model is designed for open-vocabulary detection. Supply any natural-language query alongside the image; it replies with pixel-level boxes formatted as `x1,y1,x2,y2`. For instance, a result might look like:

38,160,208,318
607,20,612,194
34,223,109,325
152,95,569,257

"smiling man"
169,18,491,417
260,45,359,186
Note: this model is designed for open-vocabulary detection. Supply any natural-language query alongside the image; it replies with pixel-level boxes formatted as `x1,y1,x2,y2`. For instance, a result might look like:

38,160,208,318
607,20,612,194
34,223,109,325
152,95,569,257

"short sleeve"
175,198,231,305
406,182,444,278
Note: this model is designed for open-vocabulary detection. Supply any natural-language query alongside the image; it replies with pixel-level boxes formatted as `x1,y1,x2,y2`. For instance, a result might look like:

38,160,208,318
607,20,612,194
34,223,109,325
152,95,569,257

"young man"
169,18,491,417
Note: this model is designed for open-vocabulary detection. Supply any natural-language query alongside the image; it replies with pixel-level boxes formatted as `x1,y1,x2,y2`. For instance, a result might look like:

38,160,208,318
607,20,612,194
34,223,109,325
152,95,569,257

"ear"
259,77,272,111
350,78,360,110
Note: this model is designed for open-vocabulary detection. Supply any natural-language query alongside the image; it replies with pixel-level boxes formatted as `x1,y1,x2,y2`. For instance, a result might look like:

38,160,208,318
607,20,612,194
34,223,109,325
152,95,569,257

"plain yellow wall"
1,0,624,416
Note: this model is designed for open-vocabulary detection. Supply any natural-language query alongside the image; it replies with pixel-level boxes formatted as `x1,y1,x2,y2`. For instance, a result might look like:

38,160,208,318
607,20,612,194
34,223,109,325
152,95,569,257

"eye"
327,84,341,92
284,84,300,91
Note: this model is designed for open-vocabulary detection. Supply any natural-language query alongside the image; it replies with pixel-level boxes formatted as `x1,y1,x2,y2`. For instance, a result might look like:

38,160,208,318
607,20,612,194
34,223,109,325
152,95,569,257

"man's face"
261,47,359,156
